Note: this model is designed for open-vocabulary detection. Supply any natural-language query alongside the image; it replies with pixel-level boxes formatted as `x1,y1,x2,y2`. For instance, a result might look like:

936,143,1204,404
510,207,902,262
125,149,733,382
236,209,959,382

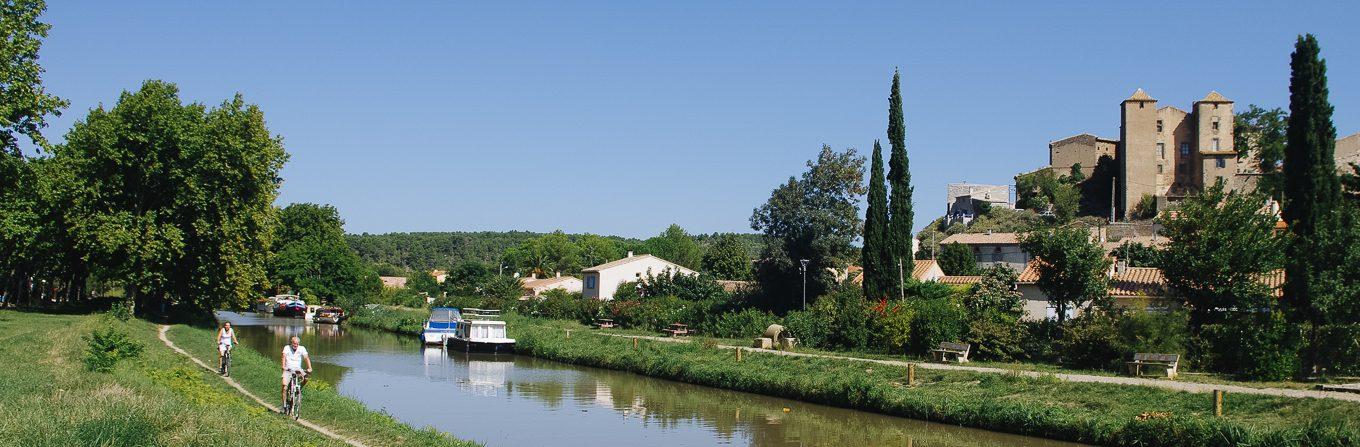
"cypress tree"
862,140,890,299
887,69,914,293
1281,34,1340,373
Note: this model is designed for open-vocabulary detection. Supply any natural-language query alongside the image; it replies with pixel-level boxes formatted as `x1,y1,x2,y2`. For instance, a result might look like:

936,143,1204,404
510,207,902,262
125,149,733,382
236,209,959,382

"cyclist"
280,336,313,410
216,322,238,376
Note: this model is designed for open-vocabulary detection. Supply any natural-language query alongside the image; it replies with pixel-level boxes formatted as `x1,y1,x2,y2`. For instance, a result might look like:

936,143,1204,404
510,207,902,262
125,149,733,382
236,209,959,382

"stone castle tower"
1116,89,1236,218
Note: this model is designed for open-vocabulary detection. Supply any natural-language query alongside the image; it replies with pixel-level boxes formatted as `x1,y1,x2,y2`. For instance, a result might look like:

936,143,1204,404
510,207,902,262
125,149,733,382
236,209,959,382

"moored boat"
446,308,515,354
421,307,462,345
313,306,345,324
272,295,306,318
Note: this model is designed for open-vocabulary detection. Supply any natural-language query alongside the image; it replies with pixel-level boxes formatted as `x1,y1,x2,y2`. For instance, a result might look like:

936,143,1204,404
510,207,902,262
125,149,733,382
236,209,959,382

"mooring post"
1213,389,1225,416
633,337,638,349
565,329,571,339
908,363,916,387
736,348,742,362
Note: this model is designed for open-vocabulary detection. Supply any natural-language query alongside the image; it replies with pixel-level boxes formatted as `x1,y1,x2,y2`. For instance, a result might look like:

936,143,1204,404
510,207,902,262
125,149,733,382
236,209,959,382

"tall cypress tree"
1281,34,1340,373
862,140,890,299
887,69,914,293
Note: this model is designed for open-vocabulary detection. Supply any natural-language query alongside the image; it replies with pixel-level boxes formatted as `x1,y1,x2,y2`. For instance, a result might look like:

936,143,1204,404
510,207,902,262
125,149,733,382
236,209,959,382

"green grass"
346,304,427,336
0,310,478,447
509,320,1360,447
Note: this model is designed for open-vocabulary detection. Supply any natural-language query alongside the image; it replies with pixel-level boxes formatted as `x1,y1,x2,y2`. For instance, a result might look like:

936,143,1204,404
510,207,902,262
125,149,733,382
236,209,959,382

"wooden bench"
1126,353,1180,379
929,342,971,363
663,323,690,337
593,318,616,329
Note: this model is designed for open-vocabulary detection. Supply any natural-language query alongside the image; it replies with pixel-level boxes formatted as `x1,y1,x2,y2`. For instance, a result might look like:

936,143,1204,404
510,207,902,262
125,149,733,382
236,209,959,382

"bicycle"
219,344,233,376
282,370,307,420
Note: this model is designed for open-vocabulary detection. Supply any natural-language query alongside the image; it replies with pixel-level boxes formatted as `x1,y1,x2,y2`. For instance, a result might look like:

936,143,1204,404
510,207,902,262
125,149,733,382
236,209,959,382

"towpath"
581,330,1360,403
157,325,371,447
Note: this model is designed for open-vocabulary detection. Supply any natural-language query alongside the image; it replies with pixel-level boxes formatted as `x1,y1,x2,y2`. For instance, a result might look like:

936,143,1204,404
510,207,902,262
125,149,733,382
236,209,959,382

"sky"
33,1,1360,238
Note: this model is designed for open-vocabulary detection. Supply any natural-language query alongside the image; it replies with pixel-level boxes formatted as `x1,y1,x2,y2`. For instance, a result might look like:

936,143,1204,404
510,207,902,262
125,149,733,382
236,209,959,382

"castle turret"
1119,89,1158,219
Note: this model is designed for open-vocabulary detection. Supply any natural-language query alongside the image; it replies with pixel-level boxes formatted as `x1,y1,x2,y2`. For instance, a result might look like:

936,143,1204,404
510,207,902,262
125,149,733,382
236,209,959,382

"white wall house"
519,273,584,298
581,252,698,300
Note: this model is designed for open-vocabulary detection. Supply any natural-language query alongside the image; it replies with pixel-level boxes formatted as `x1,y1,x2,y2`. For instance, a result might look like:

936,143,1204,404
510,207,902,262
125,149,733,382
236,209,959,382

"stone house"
938,232,1030,272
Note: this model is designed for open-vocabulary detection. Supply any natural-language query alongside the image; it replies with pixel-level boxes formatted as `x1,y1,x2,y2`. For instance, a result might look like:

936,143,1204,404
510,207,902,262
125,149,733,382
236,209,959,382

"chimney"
627,251,634,258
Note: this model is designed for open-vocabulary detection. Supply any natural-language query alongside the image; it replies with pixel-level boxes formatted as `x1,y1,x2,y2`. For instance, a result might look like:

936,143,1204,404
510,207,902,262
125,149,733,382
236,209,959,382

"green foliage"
937,242,979,276
1236,105,1289,199
608,295,696,331
781,309,831,349
750,145,865,311
1016,169,1080,223
964,265,1022,316
406,270,440,297
640,224,702,269
83,326,144,372
271,203,377,304
821,287,872,350
635,271,729,302
1109,241,1161,267
441,261,493,296
886,71,915,297
1199,308,1300,380
903,298,968,355
1130,194,1158,220
577,233,622,268
0,0,68,155
1057,310,1124,370
1019,227,1111,325
1316,324,1360,375
701,233,752,280
505,230,582,277
701,308,777,339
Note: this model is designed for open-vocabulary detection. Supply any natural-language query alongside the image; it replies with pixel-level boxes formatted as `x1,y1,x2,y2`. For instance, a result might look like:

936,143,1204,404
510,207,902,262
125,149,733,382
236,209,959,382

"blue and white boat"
446,308,516,354
421,307,462,345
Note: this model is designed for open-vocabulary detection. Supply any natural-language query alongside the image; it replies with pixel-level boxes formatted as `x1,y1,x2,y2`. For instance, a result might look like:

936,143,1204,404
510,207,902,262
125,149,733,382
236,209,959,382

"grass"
508,320,1360,447
346,304,427,336
0,309,479,447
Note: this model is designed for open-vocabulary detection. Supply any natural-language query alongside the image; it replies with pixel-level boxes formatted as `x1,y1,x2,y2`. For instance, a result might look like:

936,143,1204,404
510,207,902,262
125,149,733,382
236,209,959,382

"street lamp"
798,259,810,310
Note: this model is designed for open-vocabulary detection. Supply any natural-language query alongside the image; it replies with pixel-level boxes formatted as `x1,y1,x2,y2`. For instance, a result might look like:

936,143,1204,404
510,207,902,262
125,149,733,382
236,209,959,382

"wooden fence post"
633,337,638,349
565,329,571,339
1213,390,1225,416
736,348,742,362
908,363,916,387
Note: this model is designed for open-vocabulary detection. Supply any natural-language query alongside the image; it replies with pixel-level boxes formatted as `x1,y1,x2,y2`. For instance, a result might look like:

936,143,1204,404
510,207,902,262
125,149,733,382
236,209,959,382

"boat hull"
422,331,455,345
445,337,515,354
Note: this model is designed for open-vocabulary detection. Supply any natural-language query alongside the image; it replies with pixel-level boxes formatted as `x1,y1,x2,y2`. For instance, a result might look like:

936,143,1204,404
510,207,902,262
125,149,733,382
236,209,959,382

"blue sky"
35,1,1360,238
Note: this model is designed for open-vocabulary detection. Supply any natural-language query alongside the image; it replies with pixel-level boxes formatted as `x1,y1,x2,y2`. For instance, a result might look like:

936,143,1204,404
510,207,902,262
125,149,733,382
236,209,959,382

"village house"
581,252,698,300
431,269,448,284
1014,259,1285,321
938,232,1031,272
519,273,583,298
849,259,947,286
379,276,408,289
945,182,1014,225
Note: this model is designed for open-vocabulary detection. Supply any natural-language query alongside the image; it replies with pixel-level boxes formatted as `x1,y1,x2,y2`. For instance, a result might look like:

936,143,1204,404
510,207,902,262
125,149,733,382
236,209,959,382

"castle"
1030,89,1360,219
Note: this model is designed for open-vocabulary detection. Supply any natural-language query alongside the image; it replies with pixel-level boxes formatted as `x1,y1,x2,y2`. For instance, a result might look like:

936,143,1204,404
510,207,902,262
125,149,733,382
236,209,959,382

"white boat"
446,309,515,353
421,307,462,345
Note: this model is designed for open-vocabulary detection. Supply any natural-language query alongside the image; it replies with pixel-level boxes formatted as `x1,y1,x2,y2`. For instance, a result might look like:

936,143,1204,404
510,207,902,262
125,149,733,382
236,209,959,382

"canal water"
219,312,1085,447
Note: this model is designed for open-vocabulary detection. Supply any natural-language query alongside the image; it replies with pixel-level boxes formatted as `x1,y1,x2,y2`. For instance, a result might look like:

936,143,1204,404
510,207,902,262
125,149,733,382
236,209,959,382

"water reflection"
218,312,1084,447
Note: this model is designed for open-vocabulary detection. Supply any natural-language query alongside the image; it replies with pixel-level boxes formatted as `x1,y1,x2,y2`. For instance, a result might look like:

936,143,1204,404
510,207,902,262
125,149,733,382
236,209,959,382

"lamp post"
799,259,810,310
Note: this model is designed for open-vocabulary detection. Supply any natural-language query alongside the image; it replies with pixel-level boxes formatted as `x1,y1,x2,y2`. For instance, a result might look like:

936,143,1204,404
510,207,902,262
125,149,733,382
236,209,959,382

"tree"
406,270,440,298
886,70,915,293
577,233,622,268
57,80,288,315
1108,241,1161,268
861,140,892,299
270,204,377,304
1158,185,1283,333
0,0,67,156
640,224,702,269
1019,227,1110,326
1282,34,1342,373
506,230,581,278
937,242,979,276
1235,105,1289,199
441,261,492,296
750,145,865,311
1342,163,1360,205
701,233,751,280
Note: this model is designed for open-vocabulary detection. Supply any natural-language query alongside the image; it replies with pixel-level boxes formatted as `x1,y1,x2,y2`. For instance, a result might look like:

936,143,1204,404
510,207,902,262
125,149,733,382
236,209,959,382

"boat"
445,308,516,354
272,295,306,318
421,307,462,345
303,304,322,322
313,306,345,324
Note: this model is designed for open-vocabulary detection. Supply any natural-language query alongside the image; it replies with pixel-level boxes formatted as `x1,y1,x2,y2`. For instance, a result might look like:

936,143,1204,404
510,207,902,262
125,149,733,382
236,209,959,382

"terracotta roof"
938,276,983,285
1197,91,1233,103
1124,88,1156,102
582,254,693,273
912,260,939,280
521,276,580,289
940,232,1020,245
1109,267,1167,297
1017,261,1041,283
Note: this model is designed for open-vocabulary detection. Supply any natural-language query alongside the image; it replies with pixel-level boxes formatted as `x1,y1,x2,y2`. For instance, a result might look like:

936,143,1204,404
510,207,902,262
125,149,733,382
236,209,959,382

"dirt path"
591,331,1360,403
157,325,371,447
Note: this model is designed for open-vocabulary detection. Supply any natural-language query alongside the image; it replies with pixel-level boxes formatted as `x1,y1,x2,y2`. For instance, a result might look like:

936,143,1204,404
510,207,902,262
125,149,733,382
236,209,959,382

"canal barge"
446,308,516,354
421,307,462,345
272,295,307,318
313,306,345,324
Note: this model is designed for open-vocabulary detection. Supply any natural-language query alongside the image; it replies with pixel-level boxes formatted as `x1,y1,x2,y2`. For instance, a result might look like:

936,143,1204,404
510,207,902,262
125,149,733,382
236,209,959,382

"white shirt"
282,345,309,371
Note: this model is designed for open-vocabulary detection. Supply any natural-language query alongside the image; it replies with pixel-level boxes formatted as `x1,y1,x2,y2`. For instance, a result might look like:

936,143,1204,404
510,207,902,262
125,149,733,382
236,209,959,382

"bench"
929,342,971,363
593,318,616,329
663,323,690,337
1126,353,1180,379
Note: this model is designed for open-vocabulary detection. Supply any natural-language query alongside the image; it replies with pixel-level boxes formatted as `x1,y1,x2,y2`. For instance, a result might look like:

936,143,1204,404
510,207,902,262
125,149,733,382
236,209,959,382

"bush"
824,288,872,350
609,296,696,331
871,304,915,354
1198,310,1299,380
966,312,1026,362
1317,324,1360,375
903,298,968,355
1118,309,1188,356
701,308,777,339
782,309,831,349
1057,311,1123,370
84,327,145,372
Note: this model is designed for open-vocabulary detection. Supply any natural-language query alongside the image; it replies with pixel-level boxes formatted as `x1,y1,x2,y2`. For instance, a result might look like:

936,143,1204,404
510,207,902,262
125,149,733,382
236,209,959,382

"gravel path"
158,325,370,447
586,331,1360,403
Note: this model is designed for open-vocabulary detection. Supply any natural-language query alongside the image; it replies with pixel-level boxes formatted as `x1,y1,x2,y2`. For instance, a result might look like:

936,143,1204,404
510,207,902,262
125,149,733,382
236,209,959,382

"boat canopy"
429,307,462,322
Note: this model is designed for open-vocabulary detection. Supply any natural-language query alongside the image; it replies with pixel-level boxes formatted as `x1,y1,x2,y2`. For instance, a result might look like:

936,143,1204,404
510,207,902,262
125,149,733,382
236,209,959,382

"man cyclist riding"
280,336,313,410
216,322,238,375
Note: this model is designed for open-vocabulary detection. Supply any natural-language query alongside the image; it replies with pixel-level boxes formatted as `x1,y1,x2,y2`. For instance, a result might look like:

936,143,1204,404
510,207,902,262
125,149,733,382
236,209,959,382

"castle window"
1158,143,1165,159
1212,138,1220,151
1216,158,1226,168
1157,120,1163,132
1180,143,1190,156
1158,165,1164,174
1212,116,1221,132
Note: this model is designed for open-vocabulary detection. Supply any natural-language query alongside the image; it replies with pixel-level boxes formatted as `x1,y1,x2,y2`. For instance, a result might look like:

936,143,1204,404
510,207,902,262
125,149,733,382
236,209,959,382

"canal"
219,312,1085,447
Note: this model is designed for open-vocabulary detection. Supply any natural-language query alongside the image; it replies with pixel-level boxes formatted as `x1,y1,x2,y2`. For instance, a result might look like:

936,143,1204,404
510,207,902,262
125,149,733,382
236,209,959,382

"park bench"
1126,353,1180,379
663,323,690,337
929,342,971,363
593,318,616,329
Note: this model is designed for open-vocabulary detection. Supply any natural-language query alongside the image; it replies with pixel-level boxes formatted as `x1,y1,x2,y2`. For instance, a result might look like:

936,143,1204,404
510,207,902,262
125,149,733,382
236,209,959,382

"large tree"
640,224,702,269
58,80,288,314
1019,227,1110,325
1158,185,1283,333
701,233,751,280
886,70,914,292
1235,105,1289,199
577,233,622,268
751,145,865,311
1281,34,1342,373
0,0,67,156
506,230,581,277
270,203,377,304
937,242,979,276
861,140,892,299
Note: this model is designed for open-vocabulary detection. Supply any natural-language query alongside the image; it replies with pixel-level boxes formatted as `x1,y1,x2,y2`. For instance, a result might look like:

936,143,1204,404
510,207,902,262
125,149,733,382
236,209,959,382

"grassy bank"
510,321,1360,447
0,310,477,447
346,304,427,336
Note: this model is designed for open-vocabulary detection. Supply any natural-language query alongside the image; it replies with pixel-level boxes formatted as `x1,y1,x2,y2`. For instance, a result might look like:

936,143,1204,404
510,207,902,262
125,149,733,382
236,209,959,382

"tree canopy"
1019,227,1110,325
270,203,377,304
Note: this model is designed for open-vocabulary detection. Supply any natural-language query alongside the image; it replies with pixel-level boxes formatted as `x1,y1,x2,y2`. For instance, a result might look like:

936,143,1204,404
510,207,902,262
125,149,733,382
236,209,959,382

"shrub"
904,298,968,355
1118,309,1188,356
966,311,1026,362
1057,311,1123,370
824,287,872,350
701,308,777,339
1198,310,1299,380
871,304,915,354
83,327,145,372
1316,324,1360,375
108,299,133,322
782,309,831,349
609,296,694,331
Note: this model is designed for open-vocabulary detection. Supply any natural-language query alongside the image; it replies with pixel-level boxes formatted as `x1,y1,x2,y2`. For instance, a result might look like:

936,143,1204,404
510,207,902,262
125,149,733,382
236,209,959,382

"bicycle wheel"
290,382,302,420
223,349,231,376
